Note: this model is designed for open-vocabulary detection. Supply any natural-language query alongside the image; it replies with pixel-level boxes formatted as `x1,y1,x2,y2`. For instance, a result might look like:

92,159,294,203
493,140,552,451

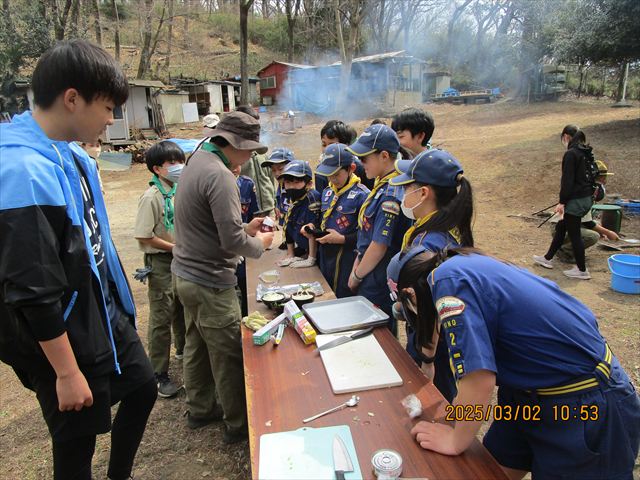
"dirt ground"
1,100,639,479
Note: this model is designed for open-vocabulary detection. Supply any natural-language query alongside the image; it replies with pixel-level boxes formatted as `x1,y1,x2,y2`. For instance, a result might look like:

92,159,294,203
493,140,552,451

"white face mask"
165,164,184,183
400,188,424,220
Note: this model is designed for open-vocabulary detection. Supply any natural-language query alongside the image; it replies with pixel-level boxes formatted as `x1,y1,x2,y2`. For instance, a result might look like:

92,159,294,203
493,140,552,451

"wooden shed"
256,61,314,105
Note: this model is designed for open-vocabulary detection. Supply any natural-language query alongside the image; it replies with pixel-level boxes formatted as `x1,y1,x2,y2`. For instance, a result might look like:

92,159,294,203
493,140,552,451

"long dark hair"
561,124,588,148
409,176,474,247
397,247,485,351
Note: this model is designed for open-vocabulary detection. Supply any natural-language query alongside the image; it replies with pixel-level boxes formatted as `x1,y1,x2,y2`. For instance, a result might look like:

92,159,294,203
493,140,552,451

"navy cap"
386,245,429,295
347,124,400,157
391,149,463,188
264,147,295,165
278,160,313,180
316,143,357,176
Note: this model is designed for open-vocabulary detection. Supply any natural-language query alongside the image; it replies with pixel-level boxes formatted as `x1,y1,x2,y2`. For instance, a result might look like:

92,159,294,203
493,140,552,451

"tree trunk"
184,0,190,43
165,0,174,77
261,0,268,17
51,0,74,40
239,0,254,105
112,0,121,60
334,0,345,61
92,0,103,45
137,0,154,78
577,61,584,99
69,0,80,38
285,0,295,62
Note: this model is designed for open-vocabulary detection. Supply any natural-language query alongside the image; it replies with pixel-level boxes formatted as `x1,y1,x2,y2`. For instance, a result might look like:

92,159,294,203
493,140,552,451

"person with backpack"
534,125,596,280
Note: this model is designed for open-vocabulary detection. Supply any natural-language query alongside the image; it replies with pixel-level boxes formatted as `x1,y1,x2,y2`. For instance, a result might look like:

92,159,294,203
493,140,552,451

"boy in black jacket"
0,40,156,480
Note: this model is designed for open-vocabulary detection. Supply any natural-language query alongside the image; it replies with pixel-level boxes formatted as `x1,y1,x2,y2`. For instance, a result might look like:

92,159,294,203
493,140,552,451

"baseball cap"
316,143,357,176
278,160,313,180
596,160,613,176
347,124,400,157
263,147,295,166
391,149,463,188
386,245,431,296
206,111,268,154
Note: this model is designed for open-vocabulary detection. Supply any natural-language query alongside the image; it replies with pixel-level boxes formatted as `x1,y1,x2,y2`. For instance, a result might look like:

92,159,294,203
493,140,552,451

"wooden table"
242,244,507,479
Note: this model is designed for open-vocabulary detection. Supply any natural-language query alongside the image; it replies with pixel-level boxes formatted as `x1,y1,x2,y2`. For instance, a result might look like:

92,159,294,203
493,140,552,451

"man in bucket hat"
172,111,273,443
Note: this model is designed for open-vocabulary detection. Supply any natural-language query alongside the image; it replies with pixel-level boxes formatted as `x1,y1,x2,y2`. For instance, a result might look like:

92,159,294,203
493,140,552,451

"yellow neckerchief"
357,170,399,228
401,210,463,252
283,191,308,228
321,174,361,230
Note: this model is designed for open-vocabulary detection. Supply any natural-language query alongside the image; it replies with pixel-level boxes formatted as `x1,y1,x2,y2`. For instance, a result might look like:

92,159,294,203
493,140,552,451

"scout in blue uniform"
261,147,294,227
305,143,369,298
276,160,321,268
346,124,412,333
231,166,259,315
389,150,474,403
387,246,640,480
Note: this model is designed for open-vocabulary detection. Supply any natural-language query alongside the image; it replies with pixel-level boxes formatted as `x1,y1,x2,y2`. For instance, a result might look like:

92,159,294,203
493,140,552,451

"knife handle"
351,326,374,340
335,471,345,480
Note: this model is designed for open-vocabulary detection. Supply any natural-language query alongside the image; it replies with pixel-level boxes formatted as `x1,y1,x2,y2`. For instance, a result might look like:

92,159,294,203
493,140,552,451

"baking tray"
302,296,389,333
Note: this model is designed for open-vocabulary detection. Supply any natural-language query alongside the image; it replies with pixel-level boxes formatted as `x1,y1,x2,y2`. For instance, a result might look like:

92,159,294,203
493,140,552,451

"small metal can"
371,449,403,480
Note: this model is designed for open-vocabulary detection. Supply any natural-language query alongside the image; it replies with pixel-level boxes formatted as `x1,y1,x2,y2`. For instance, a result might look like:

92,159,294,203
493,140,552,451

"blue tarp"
166,138,201,153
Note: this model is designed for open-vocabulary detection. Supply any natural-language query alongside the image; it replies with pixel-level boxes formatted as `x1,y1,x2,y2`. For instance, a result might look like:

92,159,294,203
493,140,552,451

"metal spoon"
302,395,360,424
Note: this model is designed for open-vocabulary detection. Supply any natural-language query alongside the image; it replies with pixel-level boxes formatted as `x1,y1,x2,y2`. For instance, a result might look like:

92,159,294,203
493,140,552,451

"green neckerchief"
151,175,177,231
201,141,231,169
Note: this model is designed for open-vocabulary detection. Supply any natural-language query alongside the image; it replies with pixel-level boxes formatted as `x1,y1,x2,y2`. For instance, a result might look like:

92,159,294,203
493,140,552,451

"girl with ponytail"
389,149,474,402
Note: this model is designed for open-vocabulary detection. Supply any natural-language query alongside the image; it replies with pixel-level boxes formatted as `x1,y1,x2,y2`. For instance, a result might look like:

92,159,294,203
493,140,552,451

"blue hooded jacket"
0,112,135,376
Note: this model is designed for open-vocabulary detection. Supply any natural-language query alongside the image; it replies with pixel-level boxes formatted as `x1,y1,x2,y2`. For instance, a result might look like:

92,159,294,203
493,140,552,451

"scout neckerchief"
201,141,231,169
401,210,462,252
283,191,308,228
357,170,399,229
150,175,177,231
321,174,361,230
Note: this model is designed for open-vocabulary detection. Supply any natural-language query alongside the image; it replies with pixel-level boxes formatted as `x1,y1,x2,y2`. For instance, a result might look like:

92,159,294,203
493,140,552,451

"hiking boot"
223,426,248,444
174,350,184,360
533,255,554,269
156,373,180,398
563,266,591,280
186,409,224,430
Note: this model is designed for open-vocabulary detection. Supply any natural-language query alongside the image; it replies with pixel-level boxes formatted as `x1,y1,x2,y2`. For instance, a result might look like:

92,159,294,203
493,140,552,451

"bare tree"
240,0,255,104
285,0,302,61
92,0,103,45
137,0,168,78
335,0,366,105
165,0,174,76
111,0,121,60
49,0,74,40
446,0,473,68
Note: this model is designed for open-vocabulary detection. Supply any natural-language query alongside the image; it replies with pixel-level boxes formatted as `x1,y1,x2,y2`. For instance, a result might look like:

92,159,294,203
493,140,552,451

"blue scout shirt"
429,253,608,390
284,189,321,252
236,175,258,223
318,181,369,297
276,185,290,226
356,172,412,315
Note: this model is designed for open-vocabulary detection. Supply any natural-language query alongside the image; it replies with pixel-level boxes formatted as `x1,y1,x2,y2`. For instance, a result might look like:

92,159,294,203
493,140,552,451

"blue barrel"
607,254,640,294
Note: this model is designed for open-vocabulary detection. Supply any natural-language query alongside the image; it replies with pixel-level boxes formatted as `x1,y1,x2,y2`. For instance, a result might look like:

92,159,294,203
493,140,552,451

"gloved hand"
290,257,316,268
133,266,153,284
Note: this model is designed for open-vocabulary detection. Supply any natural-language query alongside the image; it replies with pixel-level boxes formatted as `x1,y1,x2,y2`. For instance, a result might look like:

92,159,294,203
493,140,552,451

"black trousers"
16,313,157,480
546,213,586,271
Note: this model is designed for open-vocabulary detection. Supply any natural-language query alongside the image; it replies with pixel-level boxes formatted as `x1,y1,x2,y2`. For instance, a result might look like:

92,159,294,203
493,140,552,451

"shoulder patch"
381,200,400,215
436,296,465,320
308,201,321,211
347,190,358,199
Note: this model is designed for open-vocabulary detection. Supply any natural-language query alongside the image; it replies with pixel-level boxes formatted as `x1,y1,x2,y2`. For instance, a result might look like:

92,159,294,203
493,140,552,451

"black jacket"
559,143,594,204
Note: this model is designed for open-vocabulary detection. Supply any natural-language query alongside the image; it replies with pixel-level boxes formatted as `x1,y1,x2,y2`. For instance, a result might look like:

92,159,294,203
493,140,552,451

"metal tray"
302,296,389,333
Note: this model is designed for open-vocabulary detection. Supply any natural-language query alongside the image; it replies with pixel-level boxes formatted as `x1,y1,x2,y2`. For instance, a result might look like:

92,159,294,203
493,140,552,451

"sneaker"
186,409,224,430
156,373,180,398
174,350,184,360
290,257,316,268
277,256,303,267
223,426,248,444
533,255,554,269
563,266,591,280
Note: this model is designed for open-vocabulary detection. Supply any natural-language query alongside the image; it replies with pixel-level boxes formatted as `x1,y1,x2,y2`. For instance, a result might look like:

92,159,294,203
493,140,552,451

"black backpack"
583,149,600,198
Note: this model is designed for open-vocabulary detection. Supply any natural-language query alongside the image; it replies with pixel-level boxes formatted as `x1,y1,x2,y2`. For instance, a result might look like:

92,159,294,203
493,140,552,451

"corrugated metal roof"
328,50,424,67
128,79,167,88
257,60,314,75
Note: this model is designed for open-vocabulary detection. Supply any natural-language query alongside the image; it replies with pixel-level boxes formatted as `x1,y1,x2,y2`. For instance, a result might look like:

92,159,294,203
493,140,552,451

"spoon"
302,395,360,424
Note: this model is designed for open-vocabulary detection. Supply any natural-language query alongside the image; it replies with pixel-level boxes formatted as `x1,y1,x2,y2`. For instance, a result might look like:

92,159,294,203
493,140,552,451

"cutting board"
316,332,403,394
259,425,362,480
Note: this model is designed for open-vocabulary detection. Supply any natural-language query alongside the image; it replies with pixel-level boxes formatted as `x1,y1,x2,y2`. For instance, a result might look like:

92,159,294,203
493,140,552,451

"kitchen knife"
332,434,354,480
317,327,375,352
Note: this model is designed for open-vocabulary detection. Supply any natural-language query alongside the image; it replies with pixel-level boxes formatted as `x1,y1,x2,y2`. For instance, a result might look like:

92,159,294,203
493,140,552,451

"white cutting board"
259,425,362,480
316,332,403,394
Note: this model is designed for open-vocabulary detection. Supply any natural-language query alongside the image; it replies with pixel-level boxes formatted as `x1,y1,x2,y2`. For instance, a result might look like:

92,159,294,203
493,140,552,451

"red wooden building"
256,60,313,105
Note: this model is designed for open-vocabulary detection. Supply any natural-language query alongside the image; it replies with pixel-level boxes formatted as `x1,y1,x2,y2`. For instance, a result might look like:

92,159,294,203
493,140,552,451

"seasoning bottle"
261,216,276,233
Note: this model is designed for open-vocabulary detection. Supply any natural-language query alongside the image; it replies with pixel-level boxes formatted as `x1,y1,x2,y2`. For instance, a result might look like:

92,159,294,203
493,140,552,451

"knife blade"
332,435,354,480
317,327,375,352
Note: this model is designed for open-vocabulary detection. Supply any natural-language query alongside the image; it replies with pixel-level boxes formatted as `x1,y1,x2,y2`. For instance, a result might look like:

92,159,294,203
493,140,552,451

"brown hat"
206,111,267,154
